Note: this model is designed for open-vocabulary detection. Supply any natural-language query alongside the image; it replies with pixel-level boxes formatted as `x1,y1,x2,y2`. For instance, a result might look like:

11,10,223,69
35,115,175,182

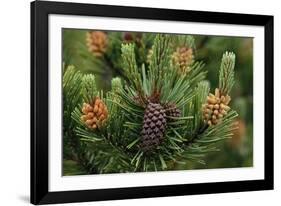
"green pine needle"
219,51,236,95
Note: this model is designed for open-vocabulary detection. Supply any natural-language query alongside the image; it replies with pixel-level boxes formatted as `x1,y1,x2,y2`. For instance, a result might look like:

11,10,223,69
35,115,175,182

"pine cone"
202,88,231,126
81,97,108,129
86,31,107,57
123,32,142,46
140,102,167,152
123,32,134,43
172,47,194,74
164,103,181,120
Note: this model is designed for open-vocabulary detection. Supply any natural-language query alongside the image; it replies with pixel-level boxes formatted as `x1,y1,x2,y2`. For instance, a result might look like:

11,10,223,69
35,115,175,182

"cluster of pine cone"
172,46,194,74
140,102,181,152
202,88,231,126
81,97,108,129
86,31,107,57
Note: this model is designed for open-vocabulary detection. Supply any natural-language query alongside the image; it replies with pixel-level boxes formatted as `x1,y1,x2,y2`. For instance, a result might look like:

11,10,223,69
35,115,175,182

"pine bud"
86,31,107,57
203,88,231,126
172,47,194,74
81,97,108,129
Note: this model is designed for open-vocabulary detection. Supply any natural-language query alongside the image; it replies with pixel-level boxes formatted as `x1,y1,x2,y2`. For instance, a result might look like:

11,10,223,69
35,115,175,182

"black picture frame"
31,0,274,204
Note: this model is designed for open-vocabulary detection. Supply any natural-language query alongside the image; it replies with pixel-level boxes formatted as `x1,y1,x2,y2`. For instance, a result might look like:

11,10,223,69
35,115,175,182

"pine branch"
63,65,85,133
192,81,210,131
148,34,171,93
121,43,143,95
81,74,97,103
219,51,236,95
66,33,240,174
63,65,92,170
172,35,195,49
178,110,238,165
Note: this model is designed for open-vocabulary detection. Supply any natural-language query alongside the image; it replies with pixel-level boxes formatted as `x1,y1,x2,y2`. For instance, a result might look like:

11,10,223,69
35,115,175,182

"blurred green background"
63,29,253,175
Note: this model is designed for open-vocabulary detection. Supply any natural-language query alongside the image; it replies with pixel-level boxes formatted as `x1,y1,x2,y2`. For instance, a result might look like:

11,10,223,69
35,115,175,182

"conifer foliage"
64,32,238,174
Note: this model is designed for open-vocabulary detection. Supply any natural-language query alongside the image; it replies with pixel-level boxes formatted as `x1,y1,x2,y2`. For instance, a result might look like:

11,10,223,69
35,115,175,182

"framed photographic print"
31,0,274,204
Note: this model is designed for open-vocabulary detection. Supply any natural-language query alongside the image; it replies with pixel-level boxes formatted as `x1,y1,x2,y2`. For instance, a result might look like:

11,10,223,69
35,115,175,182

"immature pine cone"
81,97,108,129
86,31,107,57
202,88,231,126
140,102,167,152
164,103,181,120
172,47,194,74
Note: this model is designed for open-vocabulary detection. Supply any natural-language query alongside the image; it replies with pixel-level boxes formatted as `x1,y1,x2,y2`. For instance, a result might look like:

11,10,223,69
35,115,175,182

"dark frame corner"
31,1,274,204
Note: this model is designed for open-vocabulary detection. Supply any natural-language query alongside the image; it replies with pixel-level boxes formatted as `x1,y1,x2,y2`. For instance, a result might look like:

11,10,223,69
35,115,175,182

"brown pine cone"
172,47,194,74
202,88,231,126
164,103,181,120
123,32,134,43
81,97,108,129
123,32,142,46
140,102,167,152
86,31,107,57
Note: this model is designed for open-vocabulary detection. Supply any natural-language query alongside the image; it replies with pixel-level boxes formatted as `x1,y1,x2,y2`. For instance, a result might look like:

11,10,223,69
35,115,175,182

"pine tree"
63,32,238,174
